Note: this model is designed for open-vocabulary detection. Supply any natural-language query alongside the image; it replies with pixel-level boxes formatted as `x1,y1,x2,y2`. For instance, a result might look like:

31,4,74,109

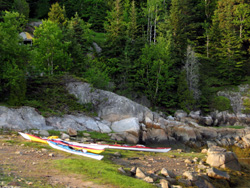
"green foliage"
32,20,72,75
47,130,61,136
211,96,232,112
13,0,29,19
84,63,111,90
0,11,29,105
136,34,175,107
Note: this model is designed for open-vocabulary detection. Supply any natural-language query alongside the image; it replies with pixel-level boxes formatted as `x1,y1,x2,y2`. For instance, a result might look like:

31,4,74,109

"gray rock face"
189,111,201,120
174,110,187,121
111,118,140,135
206,146,241,171
0,106,47,130
46,114,112,133
66,82,152,122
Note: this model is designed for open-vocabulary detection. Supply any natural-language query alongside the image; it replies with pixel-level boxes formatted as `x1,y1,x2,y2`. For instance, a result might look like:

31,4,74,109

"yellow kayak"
18,132,104,154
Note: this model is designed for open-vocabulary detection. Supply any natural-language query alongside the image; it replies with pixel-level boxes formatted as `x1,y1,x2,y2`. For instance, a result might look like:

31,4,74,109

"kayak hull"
47,141,104,160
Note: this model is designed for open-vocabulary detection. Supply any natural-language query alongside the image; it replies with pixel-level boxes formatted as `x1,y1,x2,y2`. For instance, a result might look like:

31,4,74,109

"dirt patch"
0,135,110,188
0,134,200,188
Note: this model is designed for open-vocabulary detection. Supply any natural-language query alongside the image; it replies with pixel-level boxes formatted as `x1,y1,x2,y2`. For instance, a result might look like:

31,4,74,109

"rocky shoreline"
0,131,249,188
1,80,250,187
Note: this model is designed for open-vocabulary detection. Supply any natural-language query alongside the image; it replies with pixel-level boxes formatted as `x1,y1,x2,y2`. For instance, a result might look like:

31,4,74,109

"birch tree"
184,45,200,101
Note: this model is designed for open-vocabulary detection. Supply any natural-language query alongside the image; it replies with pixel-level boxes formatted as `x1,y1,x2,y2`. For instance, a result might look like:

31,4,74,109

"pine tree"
169,0,188,67
210,0,247,83
104,0,124,42
48,2,67,26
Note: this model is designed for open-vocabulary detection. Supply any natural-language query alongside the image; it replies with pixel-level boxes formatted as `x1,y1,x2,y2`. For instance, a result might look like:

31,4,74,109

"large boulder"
174,110,187,121
0,106,48,130
46,114,112,132
206,167,230,180
242,134,250,147
206,146,241,171
111,117,140,136
172,125,200,142
66,82,153,122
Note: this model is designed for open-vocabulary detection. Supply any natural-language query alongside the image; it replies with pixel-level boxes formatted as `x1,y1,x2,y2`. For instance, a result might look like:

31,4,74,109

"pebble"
41,148,48,152
170,155,176,158
184,159,193,164
49,153,54,157
15,151,22,155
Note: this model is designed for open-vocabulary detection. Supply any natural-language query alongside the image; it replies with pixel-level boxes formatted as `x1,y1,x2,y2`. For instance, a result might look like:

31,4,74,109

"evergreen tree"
210,0,247,83
65,12,92,75
48,2,67,26
169,0,188,67
104,0,124,42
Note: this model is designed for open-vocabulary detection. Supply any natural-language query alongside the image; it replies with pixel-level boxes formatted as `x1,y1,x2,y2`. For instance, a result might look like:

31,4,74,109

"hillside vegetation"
1,0,250,115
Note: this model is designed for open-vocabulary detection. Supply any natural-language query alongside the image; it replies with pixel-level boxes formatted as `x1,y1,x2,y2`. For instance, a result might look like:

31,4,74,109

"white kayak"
47,141,104,160
80,143,171,153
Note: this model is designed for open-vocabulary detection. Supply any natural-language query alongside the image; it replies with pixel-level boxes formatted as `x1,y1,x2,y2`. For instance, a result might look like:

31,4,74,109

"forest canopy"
1,0,250,114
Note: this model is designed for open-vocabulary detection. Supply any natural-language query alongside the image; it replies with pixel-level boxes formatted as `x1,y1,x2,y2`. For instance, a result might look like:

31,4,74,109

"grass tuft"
54,158,154,188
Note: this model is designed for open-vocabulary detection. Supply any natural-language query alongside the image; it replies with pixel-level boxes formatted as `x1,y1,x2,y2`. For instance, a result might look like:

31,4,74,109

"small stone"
118,167,126,174
185,159,193,164
198,164,208,169
61,133,70,140
161,168,176,178
201,149,208,154
193,157,199,162
170,155,176,158
83,133,91,137
144,176,154,183
177,149,184,153
136,168,146,179
67,128,77,137
41,148,48,152
49,153,54,157
183,171,198,181
15,151,22,155
113,152,122,158
32,162,36,165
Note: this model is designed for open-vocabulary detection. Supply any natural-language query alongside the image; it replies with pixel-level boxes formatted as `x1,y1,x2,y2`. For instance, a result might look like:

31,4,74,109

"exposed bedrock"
1,81,250,149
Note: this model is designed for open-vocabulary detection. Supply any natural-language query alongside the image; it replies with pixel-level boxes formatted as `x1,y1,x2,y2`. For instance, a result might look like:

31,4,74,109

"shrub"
211,96,232,112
